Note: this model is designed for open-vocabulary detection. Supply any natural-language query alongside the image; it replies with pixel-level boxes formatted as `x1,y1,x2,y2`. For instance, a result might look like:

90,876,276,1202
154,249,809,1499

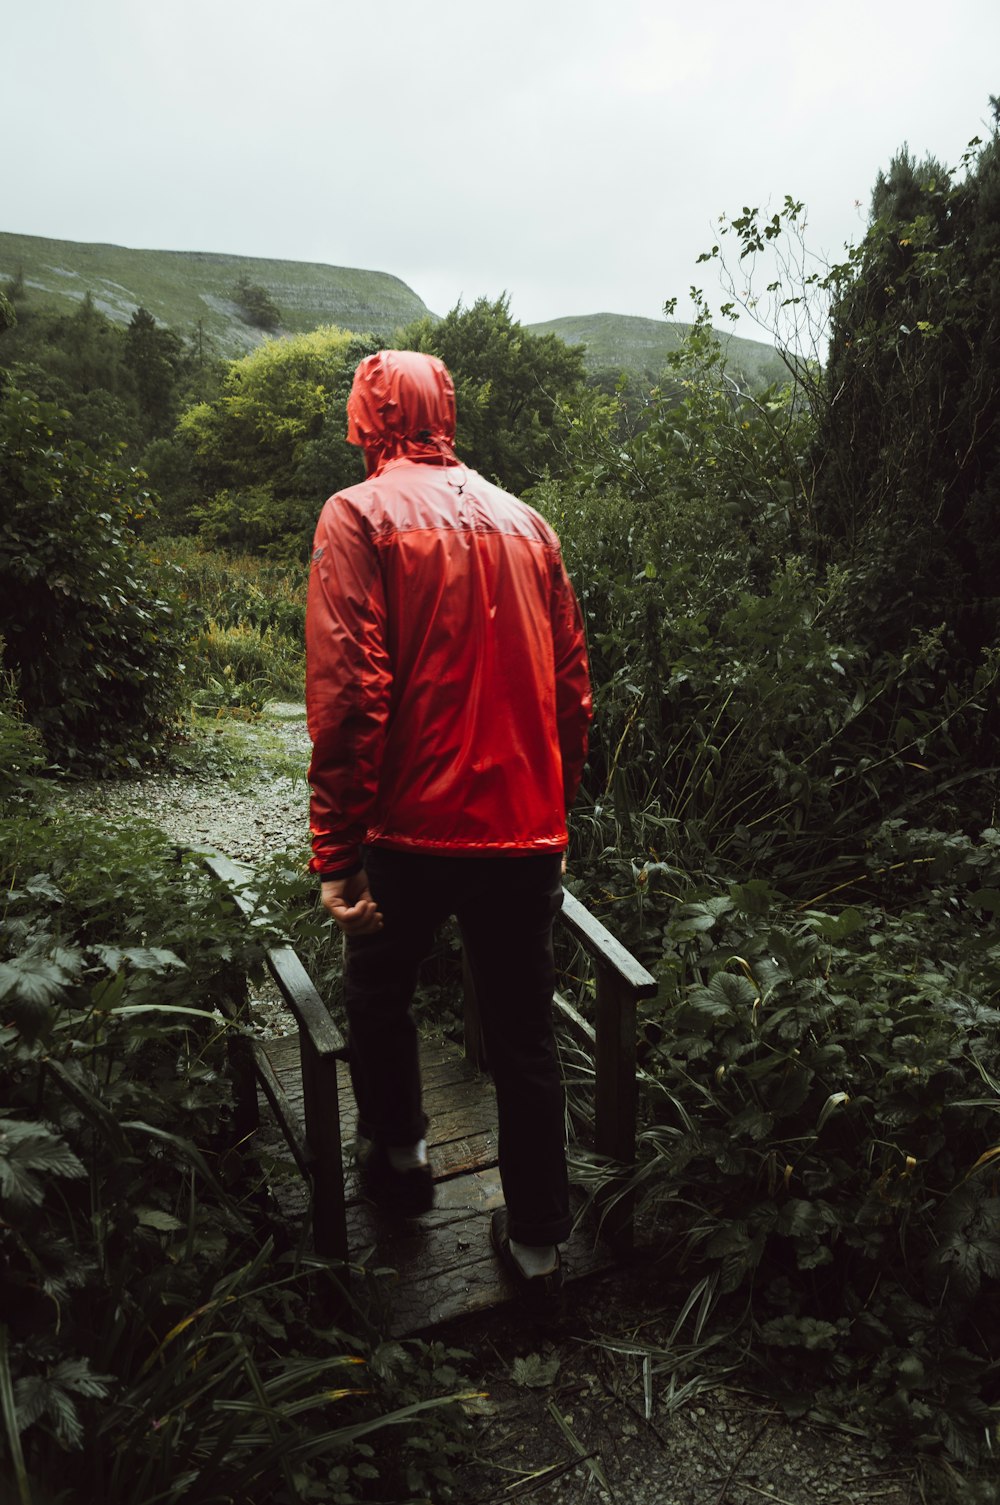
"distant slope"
0,231,432,356
527,311,789,390
0,232,791,385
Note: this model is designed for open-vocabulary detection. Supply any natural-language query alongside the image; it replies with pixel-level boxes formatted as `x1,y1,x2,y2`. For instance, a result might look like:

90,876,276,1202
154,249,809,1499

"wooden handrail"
558,888,658,998
201,849,656,1259
199,850,348,1261
462,884,658,1248
200,851,347,1060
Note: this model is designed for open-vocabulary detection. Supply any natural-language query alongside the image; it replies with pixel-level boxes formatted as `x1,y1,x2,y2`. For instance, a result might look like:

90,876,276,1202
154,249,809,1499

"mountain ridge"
0,229,786,384
0,230,431,357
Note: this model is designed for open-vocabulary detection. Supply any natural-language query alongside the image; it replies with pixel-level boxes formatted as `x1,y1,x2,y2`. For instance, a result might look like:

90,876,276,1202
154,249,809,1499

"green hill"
0,232,789,388
0,231,432,356
526,311,789,391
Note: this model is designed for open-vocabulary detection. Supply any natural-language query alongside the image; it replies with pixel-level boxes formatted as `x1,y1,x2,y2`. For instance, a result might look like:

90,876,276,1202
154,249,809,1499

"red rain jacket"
306,349,592,878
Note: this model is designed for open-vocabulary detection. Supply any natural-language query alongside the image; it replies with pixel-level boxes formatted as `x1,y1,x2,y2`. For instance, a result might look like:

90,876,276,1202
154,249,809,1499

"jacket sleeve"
306,496,392,877
550,551,592,812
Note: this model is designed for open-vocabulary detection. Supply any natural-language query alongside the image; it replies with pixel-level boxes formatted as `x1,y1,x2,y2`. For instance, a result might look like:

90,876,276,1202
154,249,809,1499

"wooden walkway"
201,850,657,1333
257,1031,614,1334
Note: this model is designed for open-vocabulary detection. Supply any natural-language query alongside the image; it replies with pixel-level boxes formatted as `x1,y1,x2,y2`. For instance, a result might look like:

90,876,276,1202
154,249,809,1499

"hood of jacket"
346,349,458,477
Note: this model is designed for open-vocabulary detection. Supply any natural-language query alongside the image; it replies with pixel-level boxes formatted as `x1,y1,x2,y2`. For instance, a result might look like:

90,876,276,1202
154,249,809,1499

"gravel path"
54,703,312,867
56,706,922,1505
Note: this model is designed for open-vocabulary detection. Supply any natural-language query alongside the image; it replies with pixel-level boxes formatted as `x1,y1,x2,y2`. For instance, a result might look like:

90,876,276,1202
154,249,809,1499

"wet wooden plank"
260,1034,501,1153
346,1167,505,1242
253,1030,612,1333
341,1133,500,1205
376,1220,614,1335
418,1032,488,1085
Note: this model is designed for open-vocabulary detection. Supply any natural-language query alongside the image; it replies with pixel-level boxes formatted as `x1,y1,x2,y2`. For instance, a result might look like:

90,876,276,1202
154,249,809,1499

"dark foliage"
175,328,379,558
0,385,188,770
814,122,1000,663
399,295,588,493
0,700,472,1504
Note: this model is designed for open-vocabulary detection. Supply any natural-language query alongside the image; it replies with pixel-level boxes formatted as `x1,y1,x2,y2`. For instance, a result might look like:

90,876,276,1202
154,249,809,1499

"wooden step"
253,1031,613,1332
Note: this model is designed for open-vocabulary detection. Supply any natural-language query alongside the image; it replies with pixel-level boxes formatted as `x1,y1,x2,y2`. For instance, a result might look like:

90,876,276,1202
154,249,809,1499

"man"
306,348,591,1297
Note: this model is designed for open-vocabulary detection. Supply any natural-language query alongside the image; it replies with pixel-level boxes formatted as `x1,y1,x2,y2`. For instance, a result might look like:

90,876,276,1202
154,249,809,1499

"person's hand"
321,871,383,936
561,851,568,876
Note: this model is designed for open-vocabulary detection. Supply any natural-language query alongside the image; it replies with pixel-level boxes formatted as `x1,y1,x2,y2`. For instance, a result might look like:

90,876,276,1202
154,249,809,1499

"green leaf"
0,955,73,1008
136,1208,186,1232
109,1004,223,1021
806,907,866,941
0,1121,86,1206
511,1353,561,1388
91,945,186,973
759,1316,838,1351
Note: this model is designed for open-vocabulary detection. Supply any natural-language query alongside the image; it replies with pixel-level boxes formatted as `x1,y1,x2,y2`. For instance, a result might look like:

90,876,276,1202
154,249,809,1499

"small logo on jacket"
312,545,325,563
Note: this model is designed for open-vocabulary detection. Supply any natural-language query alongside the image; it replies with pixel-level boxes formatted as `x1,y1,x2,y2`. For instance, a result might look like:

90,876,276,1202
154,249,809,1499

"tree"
233,273,281,331
0,288,14,337
0,384,187,769
123,306,185,440
0,296,142,450
813,115,1000,658
0,289,15,396
176,326,378,553
398,295,587,493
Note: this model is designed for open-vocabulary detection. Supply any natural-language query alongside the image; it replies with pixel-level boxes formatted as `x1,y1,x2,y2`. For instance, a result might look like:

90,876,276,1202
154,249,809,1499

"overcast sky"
4,0,998,334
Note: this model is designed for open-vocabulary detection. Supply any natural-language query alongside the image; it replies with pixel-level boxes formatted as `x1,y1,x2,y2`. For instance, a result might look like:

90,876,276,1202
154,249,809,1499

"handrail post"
216,963,261,1144
299,1029,349,1263
593,959,638,1250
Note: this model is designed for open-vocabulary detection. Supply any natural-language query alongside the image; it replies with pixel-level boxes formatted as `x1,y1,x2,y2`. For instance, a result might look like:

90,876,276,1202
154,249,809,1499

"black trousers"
344,846,571,1246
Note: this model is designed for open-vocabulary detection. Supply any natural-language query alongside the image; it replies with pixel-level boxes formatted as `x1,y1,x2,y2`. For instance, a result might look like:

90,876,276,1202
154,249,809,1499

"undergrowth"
158,538,307,712
0,692,473,1505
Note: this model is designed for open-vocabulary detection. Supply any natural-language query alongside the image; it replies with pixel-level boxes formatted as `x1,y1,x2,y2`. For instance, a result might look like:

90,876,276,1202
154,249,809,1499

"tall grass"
155,538,307,707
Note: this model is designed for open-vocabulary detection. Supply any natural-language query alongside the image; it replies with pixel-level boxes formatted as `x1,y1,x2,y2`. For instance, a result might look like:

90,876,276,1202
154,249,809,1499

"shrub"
561,823,1000,1479
0,385,188,771
0,745,471,1503
399,295,588,492
814,124,1000,661
158,540,307,707
175,327,375,555
0,658,45,806
232,273,281,331
190,482,318,559
189,620,305,711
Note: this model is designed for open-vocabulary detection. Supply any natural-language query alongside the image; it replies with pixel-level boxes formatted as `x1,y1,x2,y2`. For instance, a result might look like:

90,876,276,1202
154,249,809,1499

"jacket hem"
365,833,568,857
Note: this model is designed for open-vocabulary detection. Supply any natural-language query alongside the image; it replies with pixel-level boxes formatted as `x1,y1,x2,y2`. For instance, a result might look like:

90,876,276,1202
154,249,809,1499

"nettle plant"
626,821,1000,1469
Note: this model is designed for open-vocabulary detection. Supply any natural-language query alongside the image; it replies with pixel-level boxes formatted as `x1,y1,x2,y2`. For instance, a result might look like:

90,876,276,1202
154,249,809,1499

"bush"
159,540,307,707
814,124,1000,661
0,385,188,771
175,327,375,555
538,244,1000,1484
400,295,588,492
233,274,281,331
190,482,319,559
608,824,1000,1473
0,733,471,1503
189,620,305,711
0,658,45,805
